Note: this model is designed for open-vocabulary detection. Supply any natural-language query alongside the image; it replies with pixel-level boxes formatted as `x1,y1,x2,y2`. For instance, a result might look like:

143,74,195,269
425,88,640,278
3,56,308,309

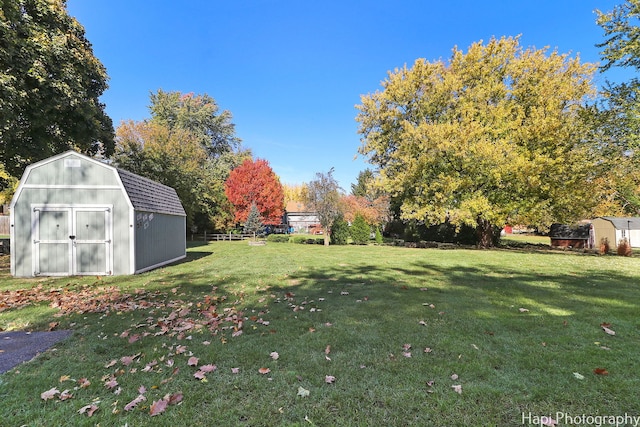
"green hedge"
291,236,324,244
267,234,291,243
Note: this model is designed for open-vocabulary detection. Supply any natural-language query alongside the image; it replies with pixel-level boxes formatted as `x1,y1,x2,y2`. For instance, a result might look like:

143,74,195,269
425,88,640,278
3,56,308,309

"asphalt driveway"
0,330,73,373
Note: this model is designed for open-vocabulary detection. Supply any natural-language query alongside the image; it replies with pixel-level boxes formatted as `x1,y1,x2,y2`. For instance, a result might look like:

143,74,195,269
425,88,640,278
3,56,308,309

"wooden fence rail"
191,233,255,242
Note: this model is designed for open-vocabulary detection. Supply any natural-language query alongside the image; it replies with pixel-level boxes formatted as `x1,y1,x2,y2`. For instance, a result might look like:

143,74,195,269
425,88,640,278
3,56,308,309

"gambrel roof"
597,217,640,230
117,168,186,216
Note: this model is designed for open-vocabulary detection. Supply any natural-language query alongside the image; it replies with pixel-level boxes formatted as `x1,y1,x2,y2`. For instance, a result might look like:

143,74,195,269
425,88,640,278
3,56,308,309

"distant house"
10,151,186,277
284,201,319,233
591,217,640,248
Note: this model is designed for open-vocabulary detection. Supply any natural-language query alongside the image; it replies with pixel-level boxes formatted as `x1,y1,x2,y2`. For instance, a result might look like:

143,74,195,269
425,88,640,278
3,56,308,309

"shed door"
33,206,112,276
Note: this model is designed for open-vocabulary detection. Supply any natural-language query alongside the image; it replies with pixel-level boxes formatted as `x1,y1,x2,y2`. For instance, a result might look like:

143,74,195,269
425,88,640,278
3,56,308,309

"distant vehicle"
273,224,290,234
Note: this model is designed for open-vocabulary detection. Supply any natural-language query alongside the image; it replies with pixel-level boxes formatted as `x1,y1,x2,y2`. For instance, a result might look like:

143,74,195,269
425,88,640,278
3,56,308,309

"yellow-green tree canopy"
356,36,597,246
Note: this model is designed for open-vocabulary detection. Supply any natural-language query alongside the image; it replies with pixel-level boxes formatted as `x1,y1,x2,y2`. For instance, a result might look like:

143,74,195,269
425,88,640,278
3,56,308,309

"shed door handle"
69,235,76,240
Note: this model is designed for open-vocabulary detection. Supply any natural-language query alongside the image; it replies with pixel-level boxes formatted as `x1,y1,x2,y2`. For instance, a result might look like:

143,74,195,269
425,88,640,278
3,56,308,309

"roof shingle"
117,169,186,216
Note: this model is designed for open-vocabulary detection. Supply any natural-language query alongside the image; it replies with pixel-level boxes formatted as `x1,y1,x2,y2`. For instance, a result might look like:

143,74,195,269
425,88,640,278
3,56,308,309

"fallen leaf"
402,352,412,358
187,356,199,366
78,378,91,388
602,326,616,336
104,359,117,368
518,308,529,313
138,385,147,394
270,352,279,360
199,364,217,373
150,398,168,416
59,390,73,401
121,355,136,366
325,375,336,384
450,373,459,381
541,416,558,426
258,367,271,375
78,404,99,417
104,378,118,389
573,372,585,380
167,393,183,405
325,345,331,355
193,370,206,380
231,367,240,374
418,320,427,326
451,385,462,394
41,387,59,401
402,344,411,351
424,347,433,353
59,375,71,383
297,386,310,397
124,395,146,411
593,368,609,375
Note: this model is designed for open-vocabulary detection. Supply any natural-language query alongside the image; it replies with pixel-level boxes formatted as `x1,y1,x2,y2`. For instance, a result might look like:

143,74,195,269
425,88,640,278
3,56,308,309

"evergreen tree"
330,214,350,245
243,202,263,237
350,214,371,245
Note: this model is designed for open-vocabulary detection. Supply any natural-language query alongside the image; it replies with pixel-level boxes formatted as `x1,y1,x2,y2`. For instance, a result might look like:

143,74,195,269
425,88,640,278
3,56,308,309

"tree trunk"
476,217,495,249
323,229,330,246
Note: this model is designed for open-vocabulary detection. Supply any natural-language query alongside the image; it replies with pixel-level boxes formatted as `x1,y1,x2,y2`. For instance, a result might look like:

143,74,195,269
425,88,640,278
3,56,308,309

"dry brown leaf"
41,387,59,401
124,395,146,411
150,398,168,416
78,404,99,417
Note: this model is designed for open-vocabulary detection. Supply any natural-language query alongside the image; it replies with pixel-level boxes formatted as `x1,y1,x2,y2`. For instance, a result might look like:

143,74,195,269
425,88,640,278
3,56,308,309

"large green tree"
590,0,640,214
356,36,597,247
0,0,114,179
149,90,240,158
112,90,249,232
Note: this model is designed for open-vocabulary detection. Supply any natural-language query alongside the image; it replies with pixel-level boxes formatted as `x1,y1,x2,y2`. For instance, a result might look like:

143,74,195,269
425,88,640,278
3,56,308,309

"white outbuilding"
10,151,186,277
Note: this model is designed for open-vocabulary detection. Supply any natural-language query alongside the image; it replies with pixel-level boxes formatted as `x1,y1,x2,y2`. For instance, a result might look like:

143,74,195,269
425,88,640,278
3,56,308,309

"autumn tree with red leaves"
225,158,284,225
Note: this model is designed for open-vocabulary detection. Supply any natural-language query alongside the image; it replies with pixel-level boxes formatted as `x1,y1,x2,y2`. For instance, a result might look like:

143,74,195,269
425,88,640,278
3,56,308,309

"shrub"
267,234,290,243
617,238,632,256
350,214,371,245
331,215,349,245
291,236,307,244
599,237,610,255
374,227,383,244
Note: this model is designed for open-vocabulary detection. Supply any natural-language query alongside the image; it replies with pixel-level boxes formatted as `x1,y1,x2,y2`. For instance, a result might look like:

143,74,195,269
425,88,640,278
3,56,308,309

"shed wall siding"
592,219,616,249
23,156,119,187
134,211,186,272
12,188,132,276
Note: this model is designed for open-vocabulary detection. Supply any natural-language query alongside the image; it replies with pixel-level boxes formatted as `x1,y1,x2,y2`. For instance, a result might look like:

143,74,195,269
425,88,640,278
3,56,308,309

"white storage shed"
10,151,186,277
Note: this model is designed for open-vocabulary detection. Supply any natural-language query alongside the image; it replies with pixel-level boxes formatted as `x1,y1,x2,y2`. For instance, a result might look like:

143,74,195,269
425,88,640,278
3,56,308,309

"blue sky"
67,0,627,190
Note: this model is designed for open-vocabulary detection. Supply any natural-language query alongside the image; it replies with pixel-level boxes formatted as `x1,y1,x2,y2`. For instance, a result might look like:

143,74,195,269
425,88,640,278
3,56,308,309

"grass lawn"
1,242,639,426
